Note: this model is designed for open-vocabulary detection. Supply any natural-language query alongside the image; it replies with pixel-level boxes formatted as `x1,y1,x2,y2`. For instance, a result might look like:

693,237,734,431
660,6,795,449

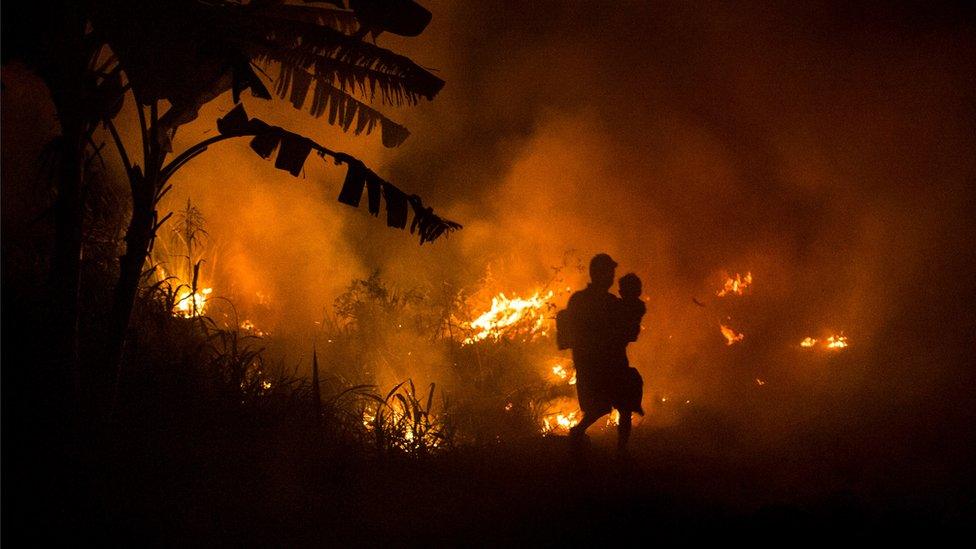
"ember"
240,319,266,337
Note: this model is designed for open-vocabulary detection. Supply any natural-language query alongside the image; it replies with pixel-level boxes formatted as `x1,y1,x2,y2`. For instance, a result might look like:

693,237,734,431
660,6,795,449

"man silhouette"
561,253,644,451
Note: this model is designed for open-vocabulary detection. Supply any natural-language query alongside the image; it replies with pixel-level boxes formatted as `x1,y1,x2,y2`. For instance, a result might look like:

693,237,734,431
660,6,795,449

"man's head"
589,253,617,291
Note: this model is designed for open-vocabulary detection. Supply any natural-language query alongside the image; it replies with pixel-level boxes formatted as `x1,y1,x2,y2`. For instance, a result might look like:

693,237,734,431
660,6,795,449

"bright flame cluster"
174,287,212,318
542,410,581,435
825,335,849,349
717,272,753,297
800,334,850,350
551,364,577,385
463,290,554,344
720,324,745,346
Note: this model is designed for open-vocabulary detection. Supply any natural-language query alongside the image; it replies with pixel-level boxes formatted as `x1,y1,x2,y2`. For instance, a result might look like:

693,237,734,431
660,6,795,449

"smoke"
138,0,975,479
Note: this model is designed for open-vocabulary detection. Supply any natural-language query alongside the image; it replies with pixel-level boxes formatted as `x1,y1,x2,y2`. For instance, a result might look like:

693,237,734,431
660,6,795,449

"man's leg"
569,411,604,440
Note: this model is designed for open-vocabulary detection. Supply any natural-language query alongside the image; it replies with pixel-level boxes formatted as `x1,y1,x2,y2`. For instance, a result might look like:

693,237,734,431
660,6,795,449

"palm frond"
239,15,444,100
253,3,361,34
272,59,410,147
253,45,429,107
210,3,443,147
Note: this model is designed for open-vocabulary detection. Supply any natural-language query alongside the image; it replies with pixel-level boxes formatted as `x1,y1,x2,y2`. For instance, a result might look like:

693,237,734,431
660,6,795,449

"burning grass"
720,323,745,346
461,290,555,344
800,334,850,350
717,272,753,297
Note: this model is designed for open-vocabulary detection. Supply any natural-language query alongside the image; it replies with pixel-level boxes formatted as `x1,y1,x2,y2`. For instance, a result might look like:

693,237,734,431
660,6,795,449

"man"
561,253,643,450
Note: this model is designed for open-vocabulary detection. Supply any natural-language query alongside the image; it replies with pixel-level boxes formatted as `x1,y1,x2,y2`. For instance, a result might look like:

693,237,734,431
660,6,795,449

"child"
618,273,645,344
616,273,646,429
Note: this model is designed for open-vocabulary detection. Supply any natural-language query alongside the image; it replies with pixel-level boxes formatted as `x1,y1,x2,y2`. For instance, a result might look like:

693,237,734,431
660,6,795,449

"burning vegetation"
461,290,555,344
800,334,850,350
720,323,745,346
717,272,753,297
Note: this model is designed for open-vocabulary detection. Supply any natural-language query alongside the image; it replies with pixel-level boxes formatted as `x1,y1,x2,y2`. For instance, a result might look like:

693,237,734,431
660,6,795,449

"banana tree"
86,0,458,390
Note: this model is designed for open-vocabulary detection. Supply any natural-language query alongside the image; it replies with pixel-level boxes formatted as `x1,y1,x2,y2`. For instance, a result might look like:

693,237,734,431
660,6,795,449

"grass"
3,251,972,545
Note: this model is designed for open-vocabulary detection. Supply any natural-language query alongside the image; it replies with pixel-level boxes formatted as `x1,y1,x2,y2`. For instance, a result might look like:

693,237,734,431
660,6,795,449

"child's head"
618,273,642,299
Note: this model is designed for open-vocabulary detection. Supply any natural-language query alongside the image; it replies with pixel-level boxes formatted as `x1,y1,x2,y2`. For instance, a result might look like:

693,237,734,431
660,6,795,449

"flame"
826,334,849,349
504,402,513,411
542,410,581,435
755,378,766,386
552,364,568,379
152,263,213,318
360,405,443,449
720,324,744,345
717,272,753,297
800,334,850,350
463,290,554,344
607,409,620,427
173,287,212,317
551,363,577,385
362,409,376,430
240,319,266,337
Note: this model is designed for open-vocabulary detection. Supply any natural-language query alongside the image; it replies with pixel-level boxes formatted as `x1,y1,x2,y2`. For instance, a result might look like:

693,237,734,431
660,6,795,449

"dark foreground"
6,412,973,546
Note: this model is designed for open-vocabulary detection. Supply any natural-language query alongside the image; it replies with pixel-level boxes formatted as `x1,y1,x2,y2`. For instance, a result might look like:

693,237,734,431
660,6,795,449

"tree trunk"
107,168,157,392
51,123,86,398
45,4,90,407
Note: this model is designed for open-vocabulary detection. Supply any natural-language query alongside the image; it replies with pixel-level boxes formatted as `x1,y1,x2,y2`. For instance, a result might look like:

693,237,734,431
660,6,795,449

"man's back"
566,284,621,367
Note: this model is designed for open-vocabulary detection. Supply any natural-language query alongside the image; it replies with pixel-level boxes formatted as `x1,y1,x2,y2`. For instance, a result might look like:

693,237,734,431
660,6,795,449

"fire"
800,334,850,350
152,263,213,318
542,410,580,435
463,290,554,344
826,334,849,349
551,363,577,385
174,287,212,317
607,409,620,427
240,319,266,337
360,405,444,449
717,272,753,297
362,408,376,430
755,378,766,386
720,324,744,345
